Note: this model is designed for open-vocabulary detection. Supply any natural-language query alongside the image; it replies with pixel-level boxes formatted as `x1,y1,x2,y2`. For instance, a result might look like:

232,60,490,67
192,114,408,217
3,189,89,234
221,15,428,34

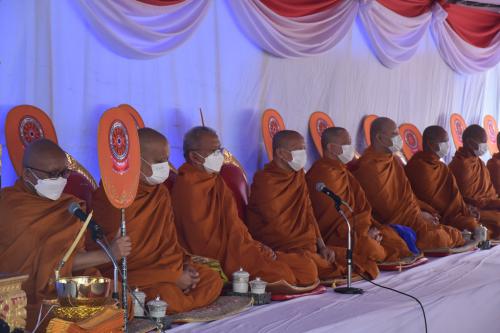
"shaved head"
370,117,400,153
321,127,349,150
272,130,304,153
462,125,486,143
183,126,218,160
138,127,168,158
422,125,448,151
370,117,397,143
23,139,66,171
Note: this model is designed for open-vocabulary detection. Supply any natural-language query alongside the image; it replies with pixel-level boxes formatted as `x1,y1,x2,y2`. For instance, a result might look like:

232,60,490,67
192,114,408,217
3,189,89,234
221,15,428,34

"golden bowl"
55,276,111,307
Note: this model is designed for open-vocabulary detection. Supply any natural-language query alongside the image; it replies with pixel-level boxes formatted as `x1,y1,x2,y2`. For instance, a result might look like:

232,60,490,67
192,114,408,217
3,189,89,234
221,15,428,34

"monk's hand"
421,211,439,225
176,271,194,293
184,264,200,290
467,205,480,219
111,229,132,260
262,244,277,260
368,227,383,243
318,246,336,264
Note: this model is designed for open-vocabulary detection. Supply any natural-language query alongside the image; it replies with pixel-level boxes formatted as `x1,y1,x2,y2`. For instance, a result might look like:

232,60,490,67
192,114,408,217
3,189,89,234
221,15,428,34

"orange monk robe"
406,151,479,233
306,158,413,277
171,163,318,286
0,180,84,330
487,152,500,197
353,147,464,250
246,161,347,280
91,182,222,314
450,148,500,238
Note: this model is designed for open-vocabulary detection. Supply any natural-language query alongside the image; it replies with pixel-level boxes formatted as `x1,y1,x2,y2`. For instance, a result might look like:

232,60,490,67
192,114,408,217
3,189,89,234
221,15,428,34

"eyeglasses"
193,147,225,156
27,166,71,179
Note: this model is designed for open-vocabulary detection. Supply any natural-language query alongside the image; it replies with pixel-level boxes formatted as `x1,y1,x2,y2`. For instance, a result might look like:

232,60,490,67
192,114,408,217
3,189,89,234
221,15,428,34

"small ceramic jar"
147,296,168,319
461,230,472,242
232,268,250,293
249,277,267,295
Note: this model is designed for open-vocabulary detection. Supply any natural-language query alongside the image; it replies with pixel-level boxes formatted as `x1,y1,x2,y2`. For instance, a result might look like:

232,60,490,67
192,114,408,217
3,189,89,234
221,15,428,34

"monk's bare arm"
72,235,131,271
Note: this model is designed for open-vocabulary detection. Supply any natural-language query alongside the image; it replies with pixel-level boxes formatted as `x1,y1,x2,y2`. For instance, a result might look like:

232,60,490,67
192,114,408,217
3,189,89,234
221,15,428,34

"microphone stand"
95,239,120,302
333,201,364,295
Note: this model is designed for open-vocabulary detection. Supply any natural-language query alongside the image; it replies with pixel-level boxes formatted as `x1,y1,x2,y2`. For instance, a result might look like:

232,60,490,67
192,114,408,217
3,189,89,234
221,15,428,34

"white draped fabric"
226,0,359,58
73,0,210,59
0,0,499,187
430,4,500,74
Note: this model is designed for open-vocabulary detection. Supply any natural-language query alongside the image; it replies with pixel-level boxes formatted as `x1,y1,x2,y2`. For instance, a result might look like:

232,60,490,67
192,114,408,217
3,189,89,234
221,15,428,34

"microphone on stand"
68,202,104,241
68,202,120,302
316,182,363,295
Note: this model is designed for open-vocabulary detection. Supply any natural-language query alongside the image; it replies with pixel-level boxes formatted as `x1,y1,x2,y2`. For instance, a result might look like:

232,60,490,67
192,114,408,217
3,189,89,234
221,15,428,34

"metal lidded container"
147,296,168,319
232,268,250,293
249,277,267,295
132,288,146,317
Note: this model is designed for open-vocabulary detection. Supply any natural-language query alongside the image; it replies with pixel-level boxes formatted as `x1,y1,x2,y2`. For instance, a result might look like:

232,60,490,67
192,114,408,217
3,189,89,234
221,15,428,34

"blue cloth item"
389,224,420,255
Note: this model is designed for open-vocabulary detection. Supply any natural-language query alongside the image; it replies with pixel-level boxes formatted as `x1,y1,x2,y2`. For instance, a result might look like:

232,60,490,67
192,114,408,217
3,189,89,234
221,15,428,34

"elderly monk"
405,126,486,237
353,118,464,251
247,130,349,281
306,127,413,279
172,126,318,286
0,139,130,330
487,132,500,196
91,128,222,314
449,125,500,238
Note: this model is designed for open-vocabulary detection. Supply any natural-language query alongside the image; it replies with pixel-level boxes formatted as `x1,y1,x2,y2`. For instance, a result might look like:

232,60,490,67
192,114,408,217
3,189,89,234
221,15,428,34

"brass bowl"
55,276,111,307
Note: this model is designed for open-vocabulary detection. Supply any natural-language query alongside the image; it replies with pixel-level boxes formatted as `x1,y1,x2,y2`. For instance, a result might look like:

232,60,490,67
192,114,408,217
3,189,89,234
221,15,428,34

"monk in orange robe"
247,130,350,281
353,118,464,251
92,128,222,314
405,125,484,237
487,132,500,196
306,127,413,279
449,125,500,238
172,127,318,286
0,139,128,330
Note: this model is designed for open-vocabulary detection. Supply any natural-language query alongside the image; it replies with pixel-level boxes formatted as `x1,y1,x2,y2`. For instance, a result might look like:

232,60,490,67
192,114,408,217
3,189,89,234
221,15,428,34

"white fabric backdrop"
0,0,499,187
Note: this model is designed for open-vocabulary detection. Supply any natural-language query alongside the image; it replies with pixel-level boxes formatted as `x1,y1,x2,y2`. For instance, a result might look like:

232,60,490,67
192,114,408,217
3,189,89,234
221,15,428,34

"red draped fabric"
377,0,433,17
259,0,342,17
444,3,500,48
137,0,184,5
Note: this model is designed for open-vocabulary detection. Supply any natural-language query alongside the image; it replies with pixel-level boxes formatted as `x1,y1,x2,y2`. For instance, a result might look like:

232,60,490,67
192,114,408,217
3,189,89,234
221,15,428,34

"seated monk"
246,130,348,281
353,117,464,251
306,127,413,279
487,132,500,196
0,139,129,330
449,125,500,238
405,126,488,237
172,126,318,286
91,128,222,314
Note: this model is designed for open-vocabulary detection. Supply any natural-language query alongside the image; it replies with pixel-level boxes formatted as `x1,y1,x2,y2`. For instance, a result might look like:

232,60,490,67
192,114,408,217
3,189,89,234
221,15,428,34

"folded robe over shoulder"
91,182,222,314
246,161,347,281
353,147,464,250
406,151,480,233
171,163,318,286
0,180,83,330
306,158,413,277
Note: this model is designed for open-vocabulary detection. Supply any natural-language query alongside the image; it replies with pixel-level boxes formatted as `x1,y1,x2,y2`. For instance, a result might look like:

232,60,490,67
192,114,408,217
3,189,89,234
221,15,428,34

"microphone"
68,202,104,241
316,182,345,209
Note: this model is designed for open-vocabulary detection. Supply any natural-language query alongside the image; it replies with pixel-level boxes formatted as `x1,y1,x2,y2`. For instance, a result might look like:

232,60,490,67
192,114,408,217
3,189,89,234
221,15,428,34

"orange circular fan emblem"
483,115,498,155
118,104,145,129
5,105,58,175
309,112,334,157
449,113,467,149
98,107,140,209
363,115,378,147
262,109,286,161
399,123,422,160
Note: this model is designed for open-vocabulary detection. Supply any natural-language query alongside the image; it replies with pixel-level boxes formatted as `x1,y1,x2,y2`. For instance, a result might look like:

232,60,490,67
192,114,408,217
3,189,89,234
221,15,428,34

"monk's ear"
275,147,291,162
188,151,204,166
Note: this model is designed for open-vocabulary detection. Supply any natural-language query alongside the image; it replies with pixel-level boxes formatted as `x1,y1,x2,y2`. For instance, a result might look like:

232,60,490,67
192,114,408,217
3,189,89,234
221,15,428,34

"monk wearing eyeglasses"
0,139,130,330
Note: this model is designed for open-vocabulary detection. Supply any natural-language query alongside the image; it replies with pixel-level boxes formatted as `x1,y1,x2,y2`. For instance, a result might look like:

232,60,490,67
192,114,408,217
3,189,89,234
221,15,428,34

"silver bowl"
55,276,112,307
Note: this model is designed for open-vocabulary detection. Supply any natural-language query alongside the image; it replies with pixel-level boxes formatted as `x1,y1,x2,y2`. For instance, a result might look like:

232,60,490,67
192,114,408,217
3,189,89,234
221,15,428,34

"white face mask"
388,135,403,153
199,150,224,173
474,142,488,157
288,149,307,171
28,169,67,201
142,158,170,185
337,144,355,164
436,142,449,159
